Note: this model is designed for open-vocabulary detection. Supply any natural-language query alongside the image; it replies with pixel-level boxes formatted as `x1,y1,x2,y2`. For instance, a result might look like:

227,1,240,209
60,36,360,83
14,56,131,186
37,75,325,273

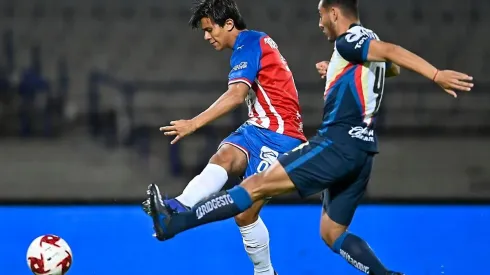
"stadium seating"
1,0,488,84
1,0,488,123
0,0,489,201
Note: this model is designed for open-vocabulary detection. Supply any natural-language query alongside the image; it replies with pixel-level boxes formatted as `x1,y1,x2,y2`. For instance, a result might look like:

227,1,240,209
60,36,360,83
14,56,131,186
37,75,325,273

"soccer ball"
26,235,73,275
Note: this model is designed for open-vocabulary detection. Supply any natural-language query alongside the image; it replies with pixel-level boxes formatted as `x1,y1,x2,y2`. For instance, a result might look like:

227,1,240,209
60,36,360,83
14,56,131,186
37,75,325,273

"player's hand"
159,119,198,144
433,70,474,98
315,61,329,79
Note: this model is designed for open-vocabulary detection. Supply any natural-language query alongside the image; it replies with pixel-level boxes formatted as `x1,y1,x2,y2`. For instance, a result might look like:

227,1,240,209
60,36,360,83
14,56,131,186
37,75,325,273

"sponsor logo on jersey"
354,36,368,49
264,37,278,49
232,62,248,71
348,126,374,142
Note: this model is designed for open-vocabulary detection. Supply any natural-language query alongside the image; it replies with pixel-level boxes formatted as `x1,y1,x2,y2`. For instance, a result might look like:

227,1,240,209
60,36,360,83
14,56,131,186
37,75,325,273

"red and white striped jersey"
228,30,306,141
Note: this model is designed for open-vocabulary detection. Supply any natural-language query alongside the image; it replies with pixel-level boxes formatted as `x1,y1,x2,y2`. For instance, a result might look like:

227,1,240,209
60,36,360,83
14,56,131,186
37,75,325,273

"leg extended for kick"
148,138,403,274
162,143,278,275
147,159,296,238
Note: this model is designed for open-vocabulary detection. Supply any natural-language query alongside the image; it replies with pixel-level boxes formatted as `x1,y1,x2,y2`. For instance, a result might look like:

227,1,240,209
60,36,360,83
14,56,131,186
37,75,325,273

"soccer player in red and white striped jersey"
154,1,306,274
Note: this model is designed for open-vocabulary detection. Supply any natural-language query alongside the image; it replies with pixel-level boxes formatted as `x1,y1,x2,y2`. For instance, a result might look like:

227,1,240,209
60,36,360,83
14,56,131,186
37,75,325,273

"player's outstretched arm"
193,83,249,128
316,60,399,79
366,40,473,97
386,63,400,78
160,83,248,144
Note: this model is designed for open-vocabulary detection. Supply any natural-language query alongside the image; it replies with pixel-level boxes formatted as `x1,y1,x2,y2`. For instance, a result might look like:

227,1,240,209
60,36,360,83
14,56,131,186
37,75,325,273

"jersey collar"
349,23,362,29
335,23,363,42
232,30,248,51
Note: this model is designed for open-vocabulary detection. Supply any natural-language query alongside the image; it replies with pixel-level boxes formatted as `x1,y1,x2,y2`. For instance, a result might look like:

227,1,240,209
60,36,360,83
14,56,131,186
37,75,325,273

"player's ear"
224,19,235,32
330,7,339,23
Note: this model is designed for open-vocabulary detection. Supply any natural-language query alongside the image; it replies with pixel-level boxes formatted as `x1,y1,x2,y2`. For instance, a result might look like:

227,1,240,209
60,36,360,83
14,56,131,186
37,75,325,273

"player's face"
200,17,233,51
318,3,337,42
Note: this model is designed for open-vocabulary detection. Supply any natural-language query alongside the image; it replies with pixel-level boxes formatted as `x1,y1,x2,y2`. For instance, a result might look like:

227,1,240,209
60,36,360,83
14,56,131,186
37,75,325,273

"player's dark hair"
321,0,359,18
189,0,247,30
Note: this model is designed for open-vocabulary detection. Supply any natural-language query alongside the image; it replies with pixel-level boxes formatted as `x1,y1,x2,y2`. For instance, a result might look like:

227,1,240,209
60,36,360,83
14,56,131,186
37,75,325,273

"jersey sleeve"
228,46,261,88
335,32,372,64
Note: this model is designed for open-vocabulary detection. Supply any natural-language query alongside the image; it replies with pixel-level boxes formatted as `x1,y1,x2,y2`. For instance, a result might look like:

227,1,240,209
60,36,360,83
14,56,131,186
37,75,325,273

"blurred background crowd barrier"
0,0,489,203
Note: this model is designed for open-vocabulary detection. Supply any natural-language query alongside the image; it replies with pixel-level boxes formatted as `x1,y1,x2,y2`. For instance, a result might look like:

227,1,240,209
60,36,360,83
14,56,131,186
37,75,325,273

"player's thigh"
278,137,356,198
234,199,268,227
242,126,302,179
322,153,374,226
241,160,297,201
243,146,274,178
212,128,250,176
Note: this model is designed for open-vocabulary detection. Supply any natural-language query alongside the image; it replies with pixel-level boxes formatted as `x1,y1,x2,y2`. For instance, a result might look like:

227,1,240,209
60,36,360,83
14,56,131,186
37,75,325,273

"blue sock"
332,232,388,275
166,186,253,235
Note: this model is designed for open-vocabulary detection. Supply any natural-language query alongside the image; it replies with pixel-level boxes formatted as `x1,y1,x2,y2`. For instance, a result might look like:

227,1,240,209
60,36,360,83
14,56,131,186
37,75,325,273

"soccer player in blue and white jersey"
145,0,473,274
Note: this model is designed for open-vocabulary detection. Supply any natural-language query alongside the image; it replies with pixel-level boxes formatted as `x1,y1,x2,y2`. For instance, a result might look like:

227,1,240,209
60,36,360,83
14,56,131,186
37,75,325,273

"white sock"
239,217,275,275
176,163,228,207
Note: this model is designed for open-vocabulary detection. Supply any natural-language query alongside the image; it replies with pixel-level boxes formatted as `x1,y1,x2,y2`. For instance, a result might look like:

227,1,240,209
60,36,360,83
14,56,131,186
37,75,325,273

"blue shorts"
220,123,303,178
278,135,374,225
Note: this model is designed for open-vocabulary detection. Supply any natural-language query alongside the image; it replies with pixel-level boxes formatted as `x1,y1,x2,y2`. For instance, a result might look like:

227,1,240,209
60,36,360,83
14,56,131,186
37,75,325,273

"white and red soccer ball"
26,235,72,275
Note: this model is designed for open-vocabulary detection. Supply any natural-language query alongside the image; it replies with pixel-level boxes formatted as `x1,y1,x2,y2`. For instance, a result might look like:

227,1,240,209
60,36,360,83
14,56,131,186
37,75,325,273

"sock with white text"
332,232,388,275
239,217,275,275
166,186,254,235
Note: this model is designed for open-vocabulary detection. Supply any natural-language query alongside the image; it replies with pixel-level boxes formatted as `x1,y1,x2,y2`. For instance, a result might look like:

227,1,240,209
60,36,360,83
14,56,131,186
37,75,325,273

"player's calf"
235,201,275,275
320,213,400,275
234,200,263,227
319,215,347,248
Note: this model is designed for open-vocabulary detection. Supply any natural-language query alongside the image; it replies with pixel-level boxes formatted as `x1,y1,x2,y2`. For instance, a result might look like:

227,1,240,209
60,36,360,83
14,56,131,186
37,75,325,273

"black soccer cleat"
142,198,152,216
146,183,175,241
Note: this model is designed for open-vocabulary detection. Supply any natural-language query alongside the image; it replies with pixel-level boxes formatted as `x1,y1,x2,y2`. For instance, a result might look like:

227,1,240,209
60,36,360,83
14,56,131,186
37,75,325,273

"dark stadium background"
0,0,488,274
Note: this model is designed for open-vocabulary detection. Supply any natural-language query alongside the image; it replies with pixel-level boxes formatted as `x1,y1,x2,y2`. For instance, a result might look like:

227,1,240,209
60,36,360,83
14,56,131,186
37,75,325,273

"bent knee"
235,199,267,227
211,145,247,175
210,151,233,168
234,211,259,227
320,214,348,249
320,228,345,248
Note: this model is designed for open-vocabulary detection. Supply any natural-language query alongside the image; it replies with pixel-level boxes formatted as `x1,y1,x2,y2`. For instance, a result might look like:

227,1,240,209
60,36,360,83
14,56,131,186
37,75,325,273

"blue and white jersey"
320,23,391,152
